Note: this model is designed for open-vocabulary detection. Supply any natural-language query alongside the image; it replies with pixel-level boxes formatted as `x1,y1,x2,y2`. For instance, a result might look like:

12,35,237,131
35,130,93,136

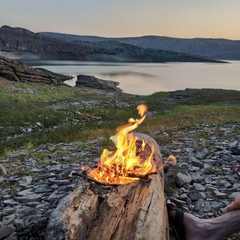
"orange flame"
84,104,176,185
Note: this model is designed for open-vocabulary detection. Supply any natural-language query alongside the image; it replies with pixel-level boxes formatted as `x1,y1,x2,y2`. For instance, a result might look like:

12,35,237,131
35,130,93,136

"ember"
83,104,176,185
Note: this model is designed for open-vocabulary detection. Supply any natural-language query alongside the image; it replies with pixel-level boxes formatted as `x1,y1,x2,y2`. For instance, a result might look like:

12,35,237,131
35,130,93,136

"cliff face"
0,26,221,63
0,25,86,59
0,26,41,52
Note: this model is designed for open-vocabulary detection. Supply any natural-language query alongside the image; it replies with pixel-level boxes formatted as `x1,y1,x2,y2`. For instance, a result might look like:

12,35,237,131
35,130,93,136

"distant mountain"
40,32,240,60
0,26,222,63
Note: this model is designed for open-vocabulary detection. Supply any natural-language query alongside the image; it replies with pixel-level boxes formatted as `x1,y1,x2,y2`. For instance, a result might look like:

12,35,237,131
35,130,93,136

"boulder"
75,74,122,92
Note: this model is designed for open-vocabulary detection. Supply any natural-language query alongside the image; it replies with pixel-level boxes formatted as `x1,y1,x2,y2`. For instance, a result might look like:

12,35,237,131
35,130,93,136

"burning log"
46,133,169,240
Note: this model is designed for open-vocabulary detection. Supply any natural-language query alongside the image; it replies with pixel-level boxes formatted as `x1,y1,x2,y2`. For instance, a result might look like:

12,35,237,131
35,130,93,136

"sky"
1,0,240,40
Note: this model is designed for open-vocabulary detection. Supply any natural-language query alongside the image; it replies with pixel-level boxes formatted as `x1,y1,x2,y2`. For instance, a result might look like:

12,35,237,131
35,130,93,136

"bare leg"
169,206,240,240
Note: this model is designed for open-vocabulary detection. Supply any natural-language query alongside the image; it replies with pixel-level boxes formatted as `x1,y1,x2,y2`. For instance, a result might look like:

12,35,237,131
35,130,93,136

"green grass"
0,78,239,157
143,105,240,131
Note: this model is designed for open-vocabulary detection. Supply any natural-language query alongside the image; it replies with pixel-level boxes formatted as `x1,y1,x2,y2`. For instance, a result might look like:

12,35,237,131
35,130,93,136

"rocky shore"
0,109,239,239
0,56,70,85
0,56,123,94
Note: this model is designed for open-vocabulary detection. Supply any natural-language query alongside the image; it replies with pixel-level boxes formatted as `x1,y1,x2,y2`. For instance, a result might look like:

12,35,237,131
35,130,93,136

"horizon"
2,24,239,41
1,0,240,40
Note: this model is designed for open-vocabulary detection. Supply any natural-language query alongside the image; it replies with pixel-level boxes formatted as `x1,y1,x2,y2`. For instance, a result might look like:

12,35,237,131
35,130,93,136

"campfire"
46,104,176,240
83,104,176,185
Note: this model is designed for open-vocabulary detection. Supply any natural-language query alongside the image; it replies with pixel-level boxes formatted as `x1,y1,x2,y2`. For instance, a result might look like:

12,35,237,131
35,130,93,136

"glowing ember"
84,104,176,185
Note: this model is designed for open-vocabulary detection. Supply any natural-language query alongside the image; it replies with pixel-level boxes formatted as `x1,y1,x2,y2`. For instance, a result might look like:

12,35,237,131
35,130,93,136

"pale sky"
1,0,240,40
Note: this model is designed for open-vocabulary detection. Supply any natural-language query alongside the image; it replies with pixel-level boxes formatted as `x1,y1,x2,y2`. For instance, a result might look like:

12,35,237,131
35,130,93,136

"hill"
0,25,222,63
40,32,240,60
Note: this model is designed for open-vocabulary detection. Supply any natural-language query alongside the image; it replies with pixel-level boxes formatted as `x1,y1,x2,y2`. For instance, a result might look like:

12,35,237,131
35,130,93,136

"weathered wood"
46,133,168,240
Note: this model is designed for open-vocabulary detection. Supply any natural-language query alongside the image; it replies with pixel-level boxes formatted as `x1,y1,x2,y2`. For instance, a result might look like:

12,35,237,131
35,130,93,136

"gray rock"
191,157,204,168
3,199,19,206
15,194,42,203
196,148,209,159
229,192,240,199
214,192,227,199
0,226,15,239
14,218,25,231
194,199,211,213
3,207,15,215
193,183,206,191
19,176,33,186
0,164,7,176
34,186,52,194
175,172,192,187
188,191,206,201
17,189,34,196
76,75,121,93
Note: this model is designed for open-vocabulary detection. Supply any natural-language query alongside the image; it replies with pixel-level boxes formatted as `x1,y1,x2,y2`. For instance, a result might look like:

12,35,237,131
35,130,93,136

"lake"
27,60,240,95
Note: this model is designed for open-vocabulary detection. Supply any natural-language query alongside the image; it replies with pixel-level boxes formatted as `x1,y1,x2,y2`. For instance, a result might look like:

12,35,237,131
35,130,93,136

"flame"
84,104,176,185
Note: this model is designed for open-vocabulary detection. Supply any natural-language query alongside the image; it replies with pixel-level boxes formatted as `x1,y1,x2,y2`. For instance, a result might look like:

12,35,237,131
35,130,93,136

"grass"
0,77,240,158
144,105,240,131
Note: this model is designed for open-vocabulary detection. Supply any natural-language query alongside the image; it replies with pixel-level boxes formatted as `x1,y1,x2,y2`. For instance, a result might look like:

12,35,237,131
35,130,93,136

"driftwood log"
46,133,169,240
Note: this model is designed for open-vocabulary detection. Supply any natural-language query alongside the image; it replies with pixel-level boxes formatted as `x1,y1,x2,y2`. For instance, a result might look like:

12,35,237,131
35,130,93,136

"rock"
193,183,206,191
175,172,192,187
75,74,122,93
3,199,19,206
15,194,42,203
3,207,15,215
214,192,228,199
17,189,34,196
0,226,15,239
34,186,52,194
229,192,240,199
0,164,7,176
190,157,204,168
194,199,211,213
196,148,209,159
188,191,206,201
0,56,69,85
19,176,33,187
14,218,25,231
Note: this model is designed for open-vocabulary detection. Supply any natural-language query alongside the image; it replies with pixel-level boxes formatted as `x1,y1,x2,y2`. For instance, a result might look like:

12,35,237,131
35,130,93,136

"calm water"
28,60,240,95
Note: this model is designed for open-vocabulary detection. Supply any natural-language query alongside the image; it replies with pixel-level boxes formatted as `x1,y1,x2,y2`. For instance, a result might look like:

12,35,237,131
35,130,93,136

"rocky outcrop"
0,56,122,92
75,74,122,92
0,25,223,63
0,56,70,85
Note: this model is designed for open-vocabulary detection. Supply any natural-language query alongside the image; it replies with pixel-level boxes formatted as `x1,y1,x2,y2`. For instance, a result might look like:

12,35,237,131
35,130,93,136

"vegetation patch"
0,78,239,157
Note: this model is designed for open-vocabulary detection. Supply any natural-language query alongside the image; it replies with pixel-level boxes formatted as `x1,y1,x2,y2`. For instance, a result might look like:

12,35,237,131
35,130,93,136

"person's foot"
167,200,212,240
167,200,185,240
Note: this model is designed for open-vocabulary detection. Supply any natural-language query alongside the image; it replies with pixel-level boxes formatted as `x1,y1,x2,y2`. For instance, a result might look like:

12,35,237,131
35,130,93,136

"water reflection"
30,61,240,95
